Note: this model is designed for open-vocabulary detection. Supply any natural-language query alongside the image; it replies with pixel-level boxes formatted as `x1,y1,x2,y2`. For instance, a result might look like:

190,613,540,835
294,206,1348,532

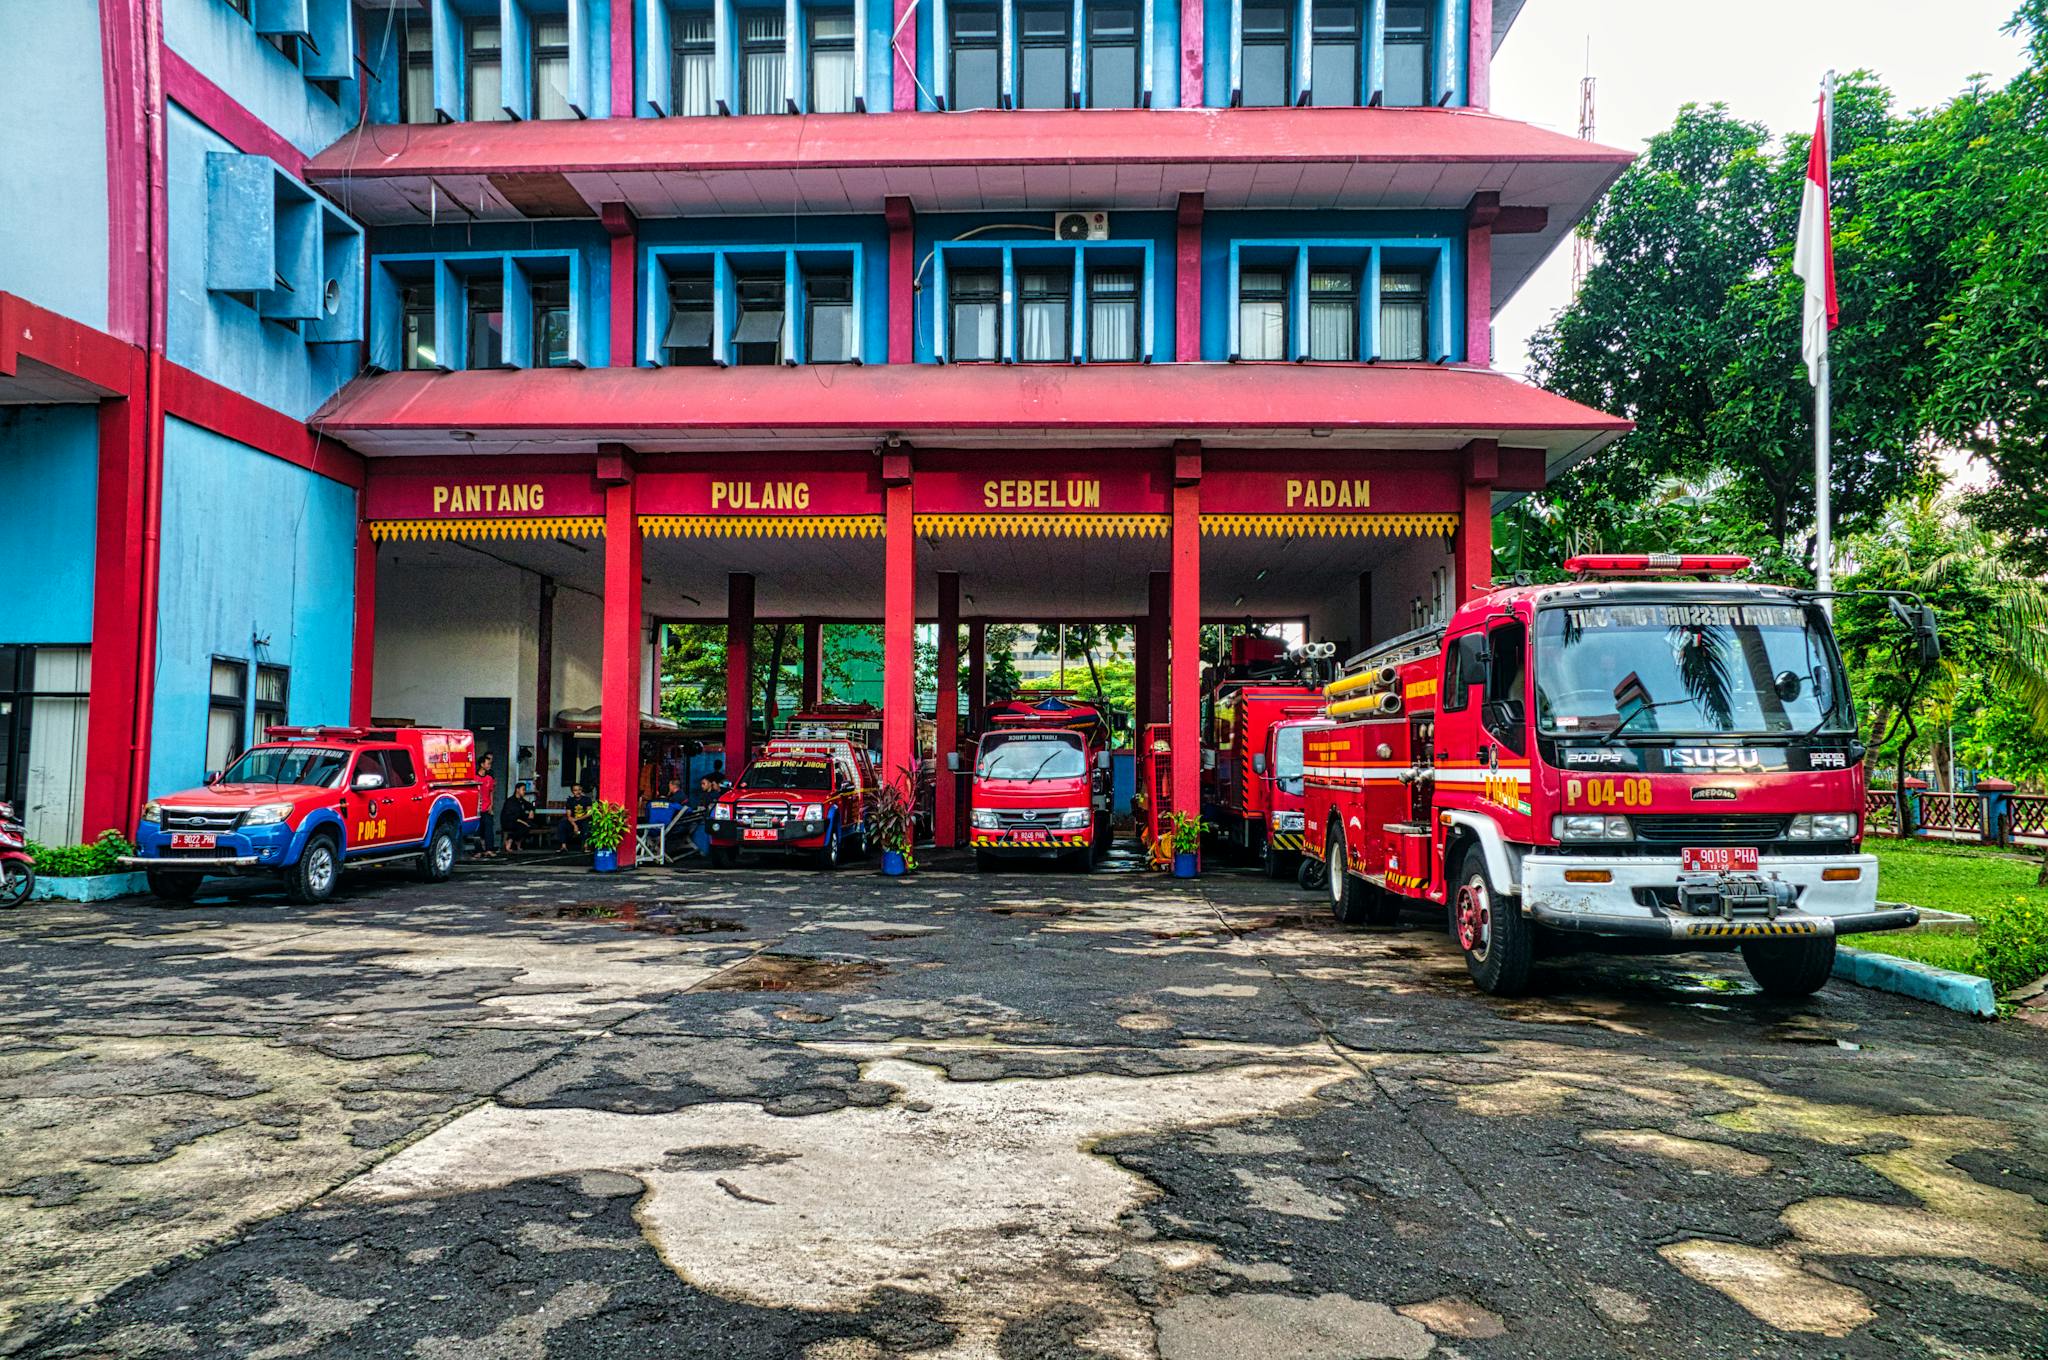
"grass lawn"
1868,837,2039,919
1840,929,1987,974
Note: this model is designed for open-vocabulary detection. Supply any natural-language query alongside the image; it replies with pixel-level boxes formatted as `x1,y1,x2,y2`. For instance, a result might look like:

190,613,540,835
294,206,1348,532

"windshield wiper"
1597,698,1697,746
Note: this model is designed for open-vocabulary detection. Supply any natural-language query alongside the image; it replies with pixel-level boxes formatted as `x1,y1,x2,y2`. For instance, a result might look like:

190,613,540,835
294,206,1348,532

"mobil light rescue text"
1285,478,1370,509
432,483,547,514
984,478,1103,509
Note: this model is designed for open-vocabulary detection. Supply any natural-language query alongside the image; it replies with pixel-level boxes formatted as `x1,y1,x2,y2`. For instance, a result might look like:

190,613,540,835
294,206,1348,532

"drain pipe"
126,0,168,821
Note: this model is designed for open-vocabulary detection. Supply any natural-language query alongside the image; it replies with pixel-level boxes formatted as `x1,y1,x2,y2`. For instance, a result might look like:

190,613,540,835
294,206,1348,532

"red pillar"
81,377,147,837
599,454,644,842
935,572,960,847
1455,440,1498,602
1133,611,1151,738
1467,0,1491,111
725,573,755,774
1175,193,1203,363
967,620,987,726
881,454,915,792
602,203,636,367
886,197,914,364
611,0,635,114
801,621,824,708
1170,444,1201,848
1465,194,1496,369
350,520,376,723
1180,0,1204,107
1145,571,1170,739
892,0,917,109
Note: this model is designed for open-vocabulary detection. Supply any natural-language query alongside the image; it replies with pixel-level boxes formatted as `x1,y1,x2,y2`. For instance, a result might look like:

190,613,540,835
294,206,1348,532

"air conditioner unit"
1054,210,1110,241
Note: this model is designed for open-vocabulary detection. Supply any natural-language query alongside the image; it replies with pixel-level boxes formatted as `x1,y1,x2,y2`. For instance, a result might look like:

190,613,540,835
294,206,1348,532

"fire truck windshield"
222,747,351,788
978,733,1086,781
742,759,834,791
1534,602,1852,738
1272,726,1306,792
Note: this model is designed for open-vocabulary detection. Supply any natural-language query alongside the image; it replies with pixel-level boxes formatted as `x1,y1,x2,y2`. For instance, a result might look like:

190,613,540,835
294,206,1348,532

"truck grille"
991,809,1067,829
737,806,794,829
161,809,241,833
1634,814,1792,845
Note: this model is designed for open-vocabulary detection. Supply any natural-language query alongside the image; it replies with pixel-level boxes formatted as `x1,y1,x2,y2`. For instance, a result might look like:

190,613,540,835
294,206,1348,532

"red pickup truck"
709,734,876,869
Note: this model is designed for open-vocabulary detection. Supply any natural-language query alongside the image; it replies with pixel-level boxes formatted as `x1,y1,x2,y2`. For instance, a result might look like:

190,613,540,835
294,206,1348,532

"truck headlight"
971,809,999,830
804,803,824,821
239,803,295,827
1552,814,1633,841
712,804,731,821
1059,809,1091,830
1788,813,1857,841
141,801,162,824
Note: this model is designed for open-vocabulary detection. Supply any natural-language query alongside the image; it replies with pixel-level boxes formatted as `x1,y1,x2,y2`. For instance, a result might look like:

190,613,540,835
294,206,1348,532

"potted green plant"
868,778,917,876
586,799,630,873
1168,811,1204,879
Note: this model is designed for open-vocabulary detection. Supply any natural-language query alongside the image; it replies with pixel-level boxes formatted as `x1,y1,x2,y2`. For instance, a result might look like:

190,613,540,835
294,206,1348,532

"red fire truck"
1303,555,1938,997
952,695,1114,870
709,733,876,869
1201,636,1336,875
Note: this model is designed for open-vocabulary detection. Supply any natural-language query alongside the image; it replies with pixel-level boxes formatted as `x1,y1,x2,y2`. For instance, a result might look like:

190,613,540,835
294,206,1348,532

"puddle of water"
693,954,891,994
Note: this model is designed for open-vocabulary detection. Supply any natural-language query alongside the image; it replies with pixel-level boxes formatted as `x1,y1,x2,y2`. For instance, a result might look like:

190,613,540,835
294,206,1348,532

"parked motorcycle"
0,800,32,908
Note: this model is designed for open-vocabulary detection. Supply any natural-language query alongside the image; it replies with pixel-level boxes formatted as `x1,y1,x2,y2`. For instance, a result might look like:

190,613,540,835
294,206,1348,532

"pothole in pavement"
519,902,750,935
694,954,892,993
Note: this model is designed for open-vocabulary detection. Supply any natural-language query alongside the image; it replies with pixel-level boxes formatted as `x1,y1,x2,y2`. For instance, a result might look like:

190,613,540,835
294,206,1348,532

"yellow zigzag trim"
1198,513,1461,538
640,515,886,539
913,513,1171,538
369,517,605,542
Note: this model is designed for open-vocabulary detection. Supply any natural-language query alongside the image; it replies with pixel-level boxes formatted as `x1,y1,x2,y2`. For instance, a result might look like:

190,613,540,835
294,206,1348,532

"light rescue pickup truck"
708,733,877,869
125,726,482,903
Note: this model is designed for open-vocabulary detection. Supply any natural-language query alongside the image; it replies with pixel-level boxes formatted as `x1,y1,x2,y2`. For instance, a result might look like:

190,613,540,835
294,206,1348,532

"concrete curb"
30,871,149,902
1834,946,1999,1018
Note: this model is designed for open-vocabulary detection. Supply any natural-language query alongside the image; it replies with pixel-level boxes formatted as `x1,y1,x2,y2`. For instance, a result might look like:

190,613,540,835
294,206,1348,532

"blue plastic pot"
593,848,619,873
1172,851,1198,878
882,849,907,876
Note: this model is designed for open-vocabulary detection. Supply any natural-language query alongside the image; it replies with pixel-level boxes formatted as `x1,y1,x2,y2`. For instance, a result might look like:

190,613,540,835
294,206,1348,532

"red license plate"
1682,846,1759,873
743,828,776,842
170,833,217,850
1010,828,1049,843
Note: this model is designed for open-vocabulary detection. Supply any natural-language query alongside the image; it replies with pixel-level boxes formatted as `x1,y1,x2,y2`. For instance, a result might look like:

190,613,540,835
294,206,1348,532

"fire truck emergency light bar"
1563,553,1753,578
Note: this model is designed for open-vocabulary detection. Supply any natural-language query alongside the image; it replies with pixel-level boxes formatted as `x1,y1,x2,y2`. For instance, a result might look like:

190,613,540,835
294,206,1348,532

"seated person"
500,782,536,851
554,784,594,851
646,775,689,824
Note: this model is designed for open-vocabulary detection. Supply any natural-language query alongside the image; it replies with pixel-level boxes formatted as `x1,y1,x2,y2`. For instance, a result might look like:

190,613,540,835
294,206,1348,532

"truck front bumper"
1520,852,1916,941
125,821,298,873
709,819,829,850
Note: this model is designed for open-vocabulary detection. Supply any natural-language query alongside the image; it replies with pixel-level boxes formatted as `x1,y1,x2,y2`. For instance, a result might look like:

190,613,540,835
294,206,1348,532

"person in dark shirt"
555,784,594,851
500,782,536,851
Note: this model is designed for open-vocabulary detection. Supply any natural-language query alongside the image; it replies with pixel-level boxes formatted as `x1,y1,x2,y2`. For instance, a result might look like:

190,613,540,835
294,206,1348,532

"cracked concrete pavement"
1,851,2045,1358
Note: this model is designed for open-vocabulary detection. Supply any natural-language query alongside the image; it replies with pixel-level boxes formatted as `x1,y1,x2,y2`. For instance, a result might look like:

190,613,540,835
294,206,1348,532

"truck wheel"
290,834,340,904
1262,841,1287,879
709,846,739,869
1453,844,1532,996
147,871,200,903
1741,937,1837,998
1296,854,1327,893
420,820,458,882
975,851,998,873
815,826,840,871
1325,829,1373,926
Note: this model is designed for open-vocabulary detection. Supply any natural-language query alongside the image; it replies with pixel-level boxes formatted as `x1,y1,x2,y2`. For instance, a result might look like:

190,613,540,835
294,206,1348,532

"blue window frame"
370,250,590,371
641,245,867,365
932,240,1155,363
932,0,1155,109
1225,238,1452,362
642,0,871,115
1228,0,1460,108
236,0,358,86
371,0,601,123
203,153,364,343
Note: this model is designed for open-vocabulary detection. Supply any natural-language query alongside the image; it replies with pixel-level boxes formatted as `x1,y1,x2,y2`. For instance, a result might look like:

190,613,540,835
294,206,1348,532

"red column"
892,0,917,109
350,519,377,724
1465,194,1495,369
1170,445,1201,849
1467,0,1491,111
602,202,636,367
599,459,644,841
1133,610,1151,737
1455,440,1498,602
81,378,147,837
1146,570,1170,740
611,0,635,114
1180,0,1204,107
881,455,915,792
725,573,755,774
967,621,987,726
801,621,823,708
935,572,960,847
886,197,914,363
1175,193,1203,363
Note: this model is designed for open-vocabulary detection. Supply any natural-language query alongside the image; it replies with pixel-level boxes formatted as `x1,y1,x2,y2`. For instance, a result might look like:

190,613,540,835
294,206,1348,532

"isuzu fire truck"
1303,555,1938,997
709,732,876,869
125,726,482,904
1201,636,1336,876
952,695,1115,870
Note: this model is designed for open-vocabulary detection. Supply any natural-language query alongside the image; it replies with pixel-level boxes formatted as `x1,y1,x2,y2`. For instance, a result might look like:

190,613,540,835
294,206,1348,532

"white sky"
1489,0,2029,387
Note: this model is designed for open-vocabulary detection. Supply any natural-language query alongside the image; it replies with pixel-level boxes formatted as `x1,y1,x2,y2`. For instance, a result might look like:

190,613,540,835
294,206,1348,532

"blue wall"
164,0,361,157
149,418,358,793
0,2,110,331
0,407,99,645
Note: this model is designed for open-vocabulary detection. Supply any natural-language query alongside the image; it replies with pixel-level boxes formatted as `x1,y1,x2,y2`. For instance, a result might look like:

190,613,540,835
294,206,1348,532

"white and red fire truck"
1199,635,1336,877
1303,554,1937,997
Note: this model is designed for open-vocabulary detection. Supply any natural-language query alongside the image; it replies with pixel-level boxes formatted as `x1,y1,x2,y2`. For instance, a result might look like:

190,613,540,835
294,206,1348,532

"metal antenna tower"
1572,43,1597,293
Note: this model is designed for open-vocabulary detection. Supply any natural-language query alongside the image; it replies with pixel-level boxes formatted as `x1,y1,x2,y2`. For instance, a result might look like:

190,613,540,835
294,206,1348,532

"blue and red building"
0,0,1627,853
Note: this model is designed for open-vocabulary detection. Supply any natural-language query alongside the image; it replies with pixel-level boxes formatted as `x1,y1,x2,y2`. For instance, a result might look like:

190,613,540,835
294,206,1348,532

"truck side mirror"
353,772,386,791
1251,753,1268,775
946,751,961,772
204,770,222,786
1202,749,1217,771
1096,749,1111,772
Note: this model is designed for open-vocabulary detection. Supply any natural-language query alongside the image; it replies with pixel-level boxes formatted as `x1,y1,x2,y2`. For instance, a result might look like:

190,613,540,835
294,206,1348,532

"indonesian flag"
1792,96,1838,386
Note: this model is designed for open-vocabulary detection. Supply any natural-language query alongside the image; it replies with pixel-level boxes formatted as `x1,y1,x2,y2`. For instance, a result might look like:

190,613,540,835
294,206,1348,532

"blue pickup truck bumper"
124,819,301,874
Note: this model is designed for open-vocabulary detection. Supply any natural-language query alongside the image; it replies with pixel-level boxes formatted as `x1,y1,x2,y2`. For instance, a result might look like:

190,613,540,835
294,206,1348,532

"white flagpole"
1814,70,1835,599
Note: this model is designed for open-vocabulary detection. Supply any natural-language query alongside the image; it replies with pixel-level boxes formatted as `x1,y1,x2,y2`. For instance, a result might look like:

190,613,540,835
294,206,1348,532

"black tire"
2,861,36,908
709,845,739,869
146,870,199,903
975,850,999,873
1741,936,1838,998
420,820,459,882
1262,840,1288,879
815,824,840,871
290,834,341,904
1296,854,1326,893
1452,843,1532,996
1325,828,1374,926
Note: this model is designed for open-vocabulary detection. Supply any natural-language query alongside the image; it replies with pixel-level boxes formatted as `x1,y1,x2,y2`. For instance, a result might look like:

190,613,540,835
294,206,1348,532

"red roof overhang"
312,361,1629,475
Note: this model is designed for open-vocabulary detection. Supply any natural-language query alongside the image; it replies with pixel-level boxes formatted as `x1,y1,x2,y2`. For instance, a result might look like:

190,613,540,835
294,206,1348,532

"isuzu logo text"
1670,748,1766,771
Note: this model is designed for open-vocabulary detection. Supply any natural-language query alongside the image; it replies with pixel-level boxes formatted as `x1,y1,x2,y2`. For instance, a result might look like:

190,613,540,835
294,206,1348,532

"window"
1380,269,1427,360
1017,2,1070,108
672,13,716,115
467,20,509,121
1238,269,1288,361
1440,633,1482,713
805,273,855,362
254,665,289,741
1485,621,1528,753
741,11,786,115
221,0,252,16
1307,268,1357,360
731,275,786,364
664,273,716,365
1019,268,1071,362
467,277,506,368
533,18,574,119
401,13,436,122
1087,5,1140,108
809,10,859,112
1383,0,1430,107
533,278,573,367
207,658,248,775
951,5,1000,109
0,646,90,846
402,283,436,369
950,269,1000,361
383,748,418,787
1241,3,1290,107
1088,268,1138,361
1309,2,1359,107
